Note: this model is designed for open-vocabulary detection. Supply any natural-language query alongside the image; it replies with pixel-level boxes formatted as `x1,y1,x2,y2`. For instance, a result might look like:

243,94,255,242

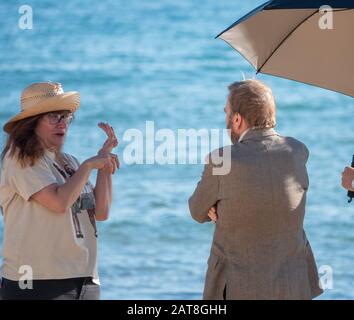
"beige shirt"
0,149,99,283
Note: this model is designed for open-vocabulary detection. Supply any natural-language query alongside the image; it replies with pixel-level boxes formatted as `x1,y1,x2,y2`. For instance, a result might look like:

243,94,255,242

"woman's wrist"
81,159,93,172
97,148,110,156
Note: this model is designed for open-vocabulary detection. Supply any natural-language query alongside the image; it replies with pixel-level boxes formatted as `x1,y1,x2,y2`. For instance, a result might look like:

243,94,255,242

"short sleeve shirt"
0,149,99,283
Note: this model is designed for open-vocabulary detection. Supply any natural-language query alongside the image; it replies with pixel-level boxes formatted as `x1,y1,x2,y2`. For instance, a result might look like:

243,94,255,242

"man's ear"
232,113,240,127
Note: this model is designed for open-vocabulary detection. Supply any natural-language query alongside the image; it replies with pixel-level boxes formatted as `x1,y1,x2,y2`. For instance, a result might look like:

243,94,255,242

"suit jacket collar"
240,128,278,142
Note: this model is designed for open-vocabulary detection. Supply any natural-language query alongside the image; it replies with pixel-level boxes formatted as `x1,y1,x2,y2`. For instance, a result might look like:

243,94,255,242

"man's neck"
238,128,251,142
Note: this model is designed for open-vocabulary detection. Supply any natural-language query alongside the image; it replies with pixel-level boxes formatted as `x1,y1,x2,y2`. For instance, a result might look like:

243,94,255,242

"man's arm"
188,157,220,223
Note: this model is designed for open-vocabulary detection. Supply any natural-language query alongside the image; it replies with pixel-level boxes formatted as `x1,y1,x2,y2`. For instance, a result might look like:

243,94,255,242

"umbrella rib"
256,9,318,74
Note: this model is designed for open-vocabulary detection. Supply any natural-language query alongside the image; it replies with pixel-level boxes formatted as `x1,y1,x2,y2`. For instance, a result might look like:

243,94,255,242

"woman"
0,81,119,300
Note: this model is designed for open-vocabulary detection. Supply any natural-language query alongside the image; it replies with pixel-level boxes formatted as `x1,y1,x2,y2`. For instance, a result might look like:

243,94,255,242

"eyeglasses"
45,112,74,125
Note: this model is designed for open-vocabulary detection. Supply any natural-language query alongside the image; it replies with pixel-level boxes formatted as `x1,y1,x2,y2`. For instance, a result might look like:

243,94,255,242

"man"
188,79,323,300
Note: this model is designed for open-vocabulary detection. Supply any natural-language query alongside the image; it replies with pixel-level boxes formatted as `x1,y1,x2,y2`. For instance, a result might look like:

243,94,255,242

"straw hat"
3,81,80,133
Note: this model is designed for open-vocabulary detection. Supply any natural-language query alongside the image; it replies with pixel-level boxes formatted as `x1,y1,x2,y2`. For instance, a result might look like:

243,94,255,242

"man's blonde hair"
228,79,276,129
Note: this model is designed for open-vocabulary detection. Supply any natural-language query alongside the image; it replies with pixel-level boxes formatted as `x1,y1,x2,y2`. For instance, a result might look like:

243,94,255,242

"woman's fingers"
108,126,118,147
98,122,118,149
110,126,118,146
100,122,114,139
98,122,109,134
98,153,113,173
112,153,119,170
89,153,119,175
108,126,115,138
98,122,112,138
103,157,115,175
110,157,116,174
102,160,113,174
111,154,119,171
107,154,119,174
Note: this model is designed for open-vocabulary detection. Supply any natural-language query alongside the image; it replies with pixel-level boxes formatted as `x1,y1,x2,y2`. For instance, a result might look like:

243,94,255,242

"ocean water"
0,0,353,300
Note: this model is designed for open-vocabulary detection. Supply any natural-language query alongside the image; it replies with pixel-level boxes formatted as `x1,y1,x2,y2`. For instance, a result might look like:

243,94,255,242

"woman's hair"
228,79,276,129
1,114,46,168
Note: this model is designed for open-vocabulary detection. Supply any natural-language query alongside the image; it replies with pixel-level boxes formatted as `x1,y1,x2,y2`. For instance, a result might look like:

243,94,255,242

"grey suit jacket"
189,128,323,300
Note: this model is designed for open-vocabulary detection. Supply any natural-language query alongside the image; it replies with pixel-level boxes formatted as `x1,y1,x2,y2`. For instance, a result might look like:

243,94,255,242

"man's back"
189,128,323,300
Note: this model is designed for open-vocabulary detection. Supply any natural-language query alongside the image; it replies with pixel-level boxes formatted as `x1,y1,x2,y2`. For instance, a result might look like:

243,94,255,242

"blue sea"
0,0,353,300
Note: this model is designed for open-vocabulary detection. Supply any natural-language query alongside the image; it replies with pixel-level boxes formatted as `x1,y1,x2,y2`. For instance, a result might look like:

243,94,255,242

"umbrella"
216,0,354,97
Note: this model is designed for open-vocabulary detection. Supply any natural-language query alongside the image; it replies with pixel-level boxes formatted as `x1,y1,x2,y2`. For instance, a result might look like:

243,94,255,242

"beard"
226,117,240,144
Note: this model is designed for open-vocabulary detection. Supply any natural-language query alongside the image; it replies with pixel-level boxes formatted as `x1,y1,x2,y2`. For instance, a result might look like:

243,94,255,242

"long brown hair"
1,114,47,167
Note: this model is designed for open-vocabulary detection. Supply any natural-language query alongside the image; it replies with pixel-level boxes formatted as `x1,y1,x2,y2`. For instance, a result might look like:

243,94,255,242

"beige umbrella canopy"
216,0,354,97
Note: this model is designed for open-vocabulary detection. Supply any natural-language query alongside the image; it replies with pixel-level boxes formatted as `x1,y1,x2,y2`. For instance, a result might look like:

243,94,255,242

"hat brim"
3,91,80,133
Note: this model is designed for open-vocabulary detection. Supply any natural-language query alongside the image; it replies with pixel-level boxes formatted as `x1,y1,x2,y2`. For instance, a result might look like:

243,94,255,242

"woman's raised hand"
94,122,120,174
97,122,118,156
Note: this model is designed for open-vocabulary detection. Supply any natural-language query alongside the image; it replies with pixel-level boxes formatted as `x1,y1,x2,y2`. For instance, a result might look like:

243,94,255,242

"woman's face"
35,110,73,151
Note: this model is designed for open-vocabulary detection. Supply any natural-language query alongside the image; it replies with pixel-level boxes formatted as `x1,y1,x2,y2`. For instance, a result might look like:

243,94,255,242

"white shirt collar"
44,149,56,161
238,128,251,143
